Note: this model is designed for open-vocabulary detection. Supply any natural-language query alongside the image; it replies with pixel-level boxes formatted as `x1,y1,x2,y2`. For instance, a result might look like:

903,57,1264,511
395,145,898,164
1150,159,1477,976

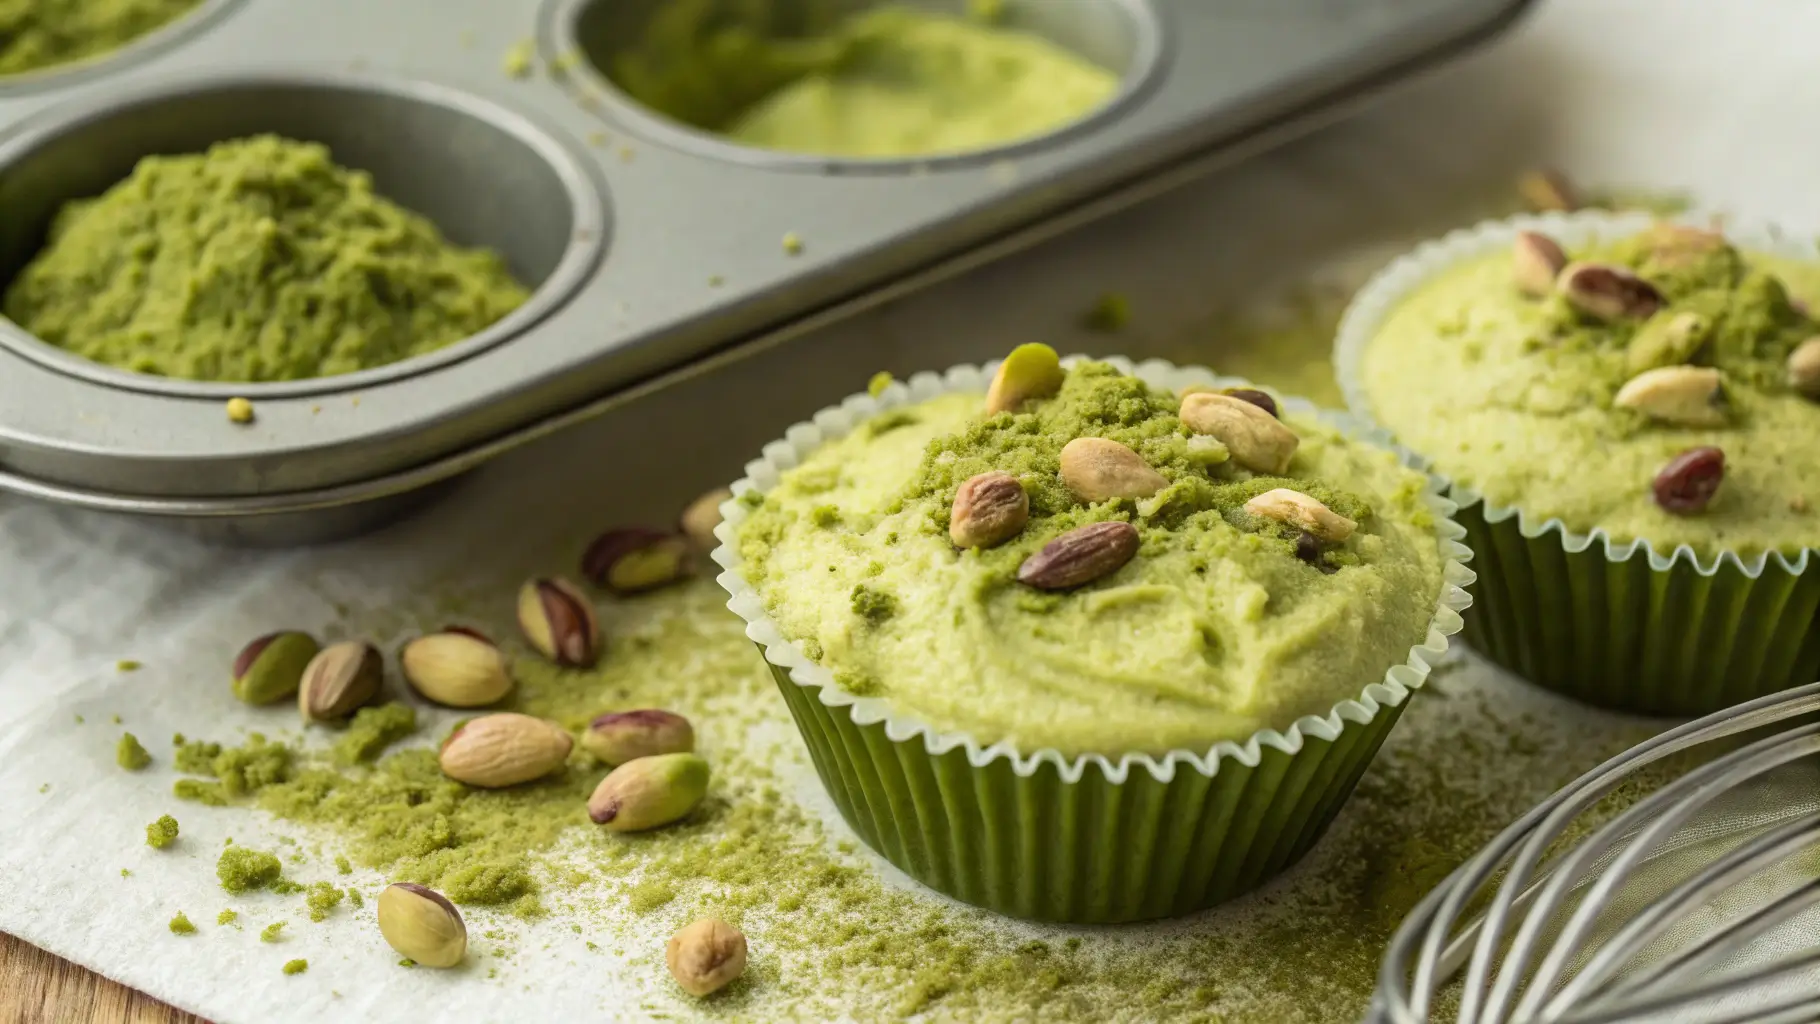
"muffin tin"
0,0,1534,543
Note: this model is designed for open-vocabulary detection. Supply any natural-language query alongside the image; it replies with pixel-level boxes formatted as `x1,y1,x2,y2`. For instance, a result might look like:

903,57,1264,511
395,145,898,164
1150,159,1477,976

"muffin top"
735,351,1447,758
1358,223,1820,558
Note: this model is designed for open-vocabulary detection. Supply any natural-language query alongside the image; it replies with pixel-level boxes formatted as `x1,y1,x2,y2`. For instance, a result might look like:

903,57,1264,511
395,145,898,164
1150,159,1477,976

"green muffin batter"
1358,224,1820,557
738,360,1447,757
2,135,530,383
0,0,201,77
610,3,1117,158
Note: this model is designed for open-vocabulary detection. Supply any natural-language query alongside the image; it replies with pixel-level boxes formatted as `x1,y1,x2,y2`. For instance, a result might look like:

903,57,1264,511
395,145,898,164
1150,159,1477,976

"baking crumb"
708,275,724,287
261,921,286,943
218,910,239,927
310,405,322,415
120,869,130,877
116,660,142,672
283,959,308,975
226,397,255,424
782,232,804,256
146,814,180,849
587,131,608,148
38,784,48,794
74,715,84,724
398,958,416,967
502,39,534,79
119,733,152,771
169,913,196,935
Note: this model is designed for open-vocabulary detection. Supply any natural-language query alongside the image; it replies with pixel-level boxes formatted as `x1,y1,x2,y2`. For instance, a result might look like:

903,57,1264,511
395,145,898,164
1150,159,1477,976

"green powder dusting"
116,733,151,771
335,855,352,875
2,135,530,383
331,703,418,765
145,814,179,849
217,909,238,927
348,888,364,909
627,881,676,913
217,847,286,895
283,959,309,976
0,0,201,77
306,881,345,922
167,912,196,935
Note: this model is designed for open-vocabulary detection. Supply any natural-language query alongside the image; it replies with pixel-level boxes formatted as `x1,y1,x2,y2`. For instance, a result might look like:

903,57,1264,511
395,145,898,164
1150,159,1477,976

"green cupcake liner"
1335,210,1820,716
715,356,1475,923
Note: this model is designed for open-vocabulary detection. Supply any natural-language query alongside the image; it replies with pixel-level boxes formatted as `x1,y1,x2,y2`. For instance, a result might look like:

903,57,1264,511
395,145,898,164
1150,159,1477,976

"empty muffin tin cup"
0,69,609,398
546,0,1166,172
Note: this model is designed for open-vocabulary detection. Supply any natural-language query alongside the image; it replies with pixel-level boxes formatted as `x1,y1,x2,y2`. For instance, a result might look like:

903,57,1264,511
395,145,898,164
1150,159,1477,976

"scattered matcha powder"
145,814,179,849
217,847,288,895
217,909,239,927
283,959,309,975
306,881,346,922
260,922,286,943
117,733,152,771
168,912,196,936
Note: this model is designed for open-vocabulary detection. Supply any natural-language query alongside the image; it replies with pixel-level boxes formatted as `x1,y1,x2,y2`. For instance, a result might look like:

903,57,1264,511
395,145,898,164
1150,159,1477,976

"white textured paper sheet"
4,2,1818,1021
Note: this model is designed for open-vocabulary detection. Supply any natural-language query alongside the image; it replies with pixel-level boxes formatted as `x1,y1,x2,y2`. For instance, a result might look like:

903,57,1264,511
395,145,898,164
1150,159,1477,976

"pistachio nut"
581,528,692,595
949,470,1029,548
1557,262,1664,321
1787,336,1820,398
581,710,696,767
1516,168,1578,212
1614,365,1728,427
438,712,574,788
984,343,1065,415
400,631,514,708
1179,392,1299,474
516,577,602,668
1058,438,1166,504
1512,231,1568,297
1219,387,1280,419
1643,223,1727,269
680,487,734,551
1625,311,1712,375
1653,446,1725,515
298,641,383,723
230,631,321,706
587,752,711,831
667,918,748,997
376,883,467,968
1016,521,1139,591
1244,489,1357,543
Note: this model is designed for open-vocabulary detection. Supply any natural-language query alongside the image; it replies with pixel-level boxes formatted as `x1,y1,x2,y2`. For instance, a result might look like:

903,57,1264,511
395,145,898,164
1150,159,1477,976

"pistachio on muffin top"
736,349,1446,758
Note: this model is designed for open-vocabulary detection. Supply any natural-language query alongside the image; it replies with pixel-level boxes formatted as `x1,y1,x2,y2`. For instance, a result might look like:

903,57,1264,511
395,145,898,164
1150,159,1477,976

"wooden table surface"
1,932,205,1024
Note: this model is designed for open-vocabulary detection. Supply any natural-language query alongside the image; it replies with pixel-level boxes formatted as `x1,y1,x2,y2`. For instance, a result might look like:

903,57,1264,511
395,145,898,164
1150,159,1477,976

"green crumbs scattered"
283,959,309,976
116,660,142,672
0,0,201,77
867,371,894,397
168,912,196,935
217,847,286,895
332,703,418,765
145,814,179,849
335,855,352,875
260,921,286,943
627,881,675,913
2,135,530,383
217,909,239,927
306,881,346,922
116,733,152,771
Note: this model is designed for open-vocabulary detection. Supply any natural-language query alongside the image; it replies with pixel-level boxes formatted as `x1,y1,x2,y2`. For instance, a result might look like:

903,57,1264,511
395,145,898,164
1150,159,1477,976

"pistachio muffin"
718,349,1472,922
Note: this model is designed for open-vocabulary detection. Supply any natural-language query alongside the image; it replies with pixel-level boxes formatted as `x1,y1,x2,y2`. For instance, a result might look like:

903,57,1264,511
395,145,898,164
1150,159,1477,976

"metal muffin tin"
0,0,1534,543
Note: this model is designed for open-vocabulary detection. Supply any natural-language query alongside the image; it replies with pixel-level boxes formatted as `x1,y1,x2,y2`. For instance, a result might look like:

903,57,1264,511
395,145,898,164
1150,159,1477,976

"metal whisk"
1371,680,1820,1024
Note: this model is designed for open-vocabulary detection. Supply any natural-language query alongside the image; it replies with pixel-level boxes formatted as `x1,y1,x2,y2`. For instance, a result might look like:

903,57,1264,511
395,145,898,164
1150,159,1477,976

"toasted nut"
1787,337,1820,398
517,577,601,668
1244,489,1357,543
949,471,1029,548
438,712,574,788
298,641,383,723
581,710,696,767
376,883,466,969
400,631,513,708
1179,393,1299,474
588,752,711,831
667,918,747,997
1625,311,1712,375
984,343,1065,415
680,488,734,551
231,631,320,706
1059,438,1166,503
581,529,691,594
1653,447,1725,514
1513,231,1568,297
1516,168,1578,212
1016,521,1139,590
1557,262,1664,321
1614,366,1728,427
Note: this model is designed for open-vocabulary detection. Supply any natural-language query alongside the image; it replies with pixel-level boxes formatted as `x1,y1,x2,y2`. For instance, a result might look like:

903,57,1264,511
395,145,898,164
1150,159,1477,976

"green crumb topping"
331,703,418,765
306,881,345,922
117,733,152,771
119,868,130,877
849,584,897,623
217,909,238,927
145,814,180,849
867,371,894,397
347,888,363,909
1082,291,1132,333
217,847,285,895
168,912,196,935
2,135,530,383
283,959,308,976
334,855,352,875
0,0,202,77
116,660,142,672
260,922,286,943
626,881,675,913
502,38,533,78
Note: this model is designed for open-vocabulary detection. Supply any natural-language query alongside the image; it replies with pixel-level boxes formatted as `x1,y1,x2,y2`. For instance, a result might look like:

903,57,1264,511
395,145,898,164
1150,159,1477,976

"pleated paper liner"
713,357,1475,923
1335,210,1820,716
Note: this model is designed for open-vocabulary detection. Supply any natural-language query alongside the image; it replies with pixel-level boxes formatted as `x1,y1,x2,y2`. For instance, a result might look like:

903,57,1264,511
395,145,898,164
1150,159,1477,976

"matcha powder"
2,134,531,382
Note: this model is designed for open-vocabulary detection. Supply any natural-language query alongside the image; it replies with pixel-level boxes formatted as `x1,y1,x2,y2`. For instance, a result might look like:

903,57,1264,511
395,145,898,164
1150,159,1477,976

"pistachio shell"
680,488,734,551
587,752,710,832
298,641,383,723
516,577,602,668
231,631,320,706
582,529,692,594
377,883,467,968
581,710,696,767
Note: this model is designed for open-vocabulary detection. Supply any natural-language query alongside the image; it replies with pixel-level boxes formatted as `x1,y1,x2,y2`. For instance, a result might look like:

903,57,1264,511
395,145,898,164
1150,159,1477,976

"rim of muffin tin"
0,0,247,96
0,67,610,400
537,0,1170,175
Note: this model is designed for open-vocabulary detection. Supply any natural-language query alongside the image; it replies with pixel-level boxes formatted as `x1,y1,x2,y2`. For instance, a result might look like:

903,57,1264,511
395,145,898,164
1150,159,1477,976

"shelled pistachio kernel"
225,397,255,424
1512,230,1568,297
1180,392,1298,474
1058,438,1167,503
581,710,696,767
438,712,573,788
680,487,734,551
949,470,1028,548
983,342,1064,415
376,883,467,969
1245,488,1357,543
667,918,747,997
1626,311,1711,375
516,577,601,667
1557,262,1664,321
230,631,321,706
298,641,383,723
581,528,691,594
588,752,711,831
400,630,513,708
1614,365,1728,427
